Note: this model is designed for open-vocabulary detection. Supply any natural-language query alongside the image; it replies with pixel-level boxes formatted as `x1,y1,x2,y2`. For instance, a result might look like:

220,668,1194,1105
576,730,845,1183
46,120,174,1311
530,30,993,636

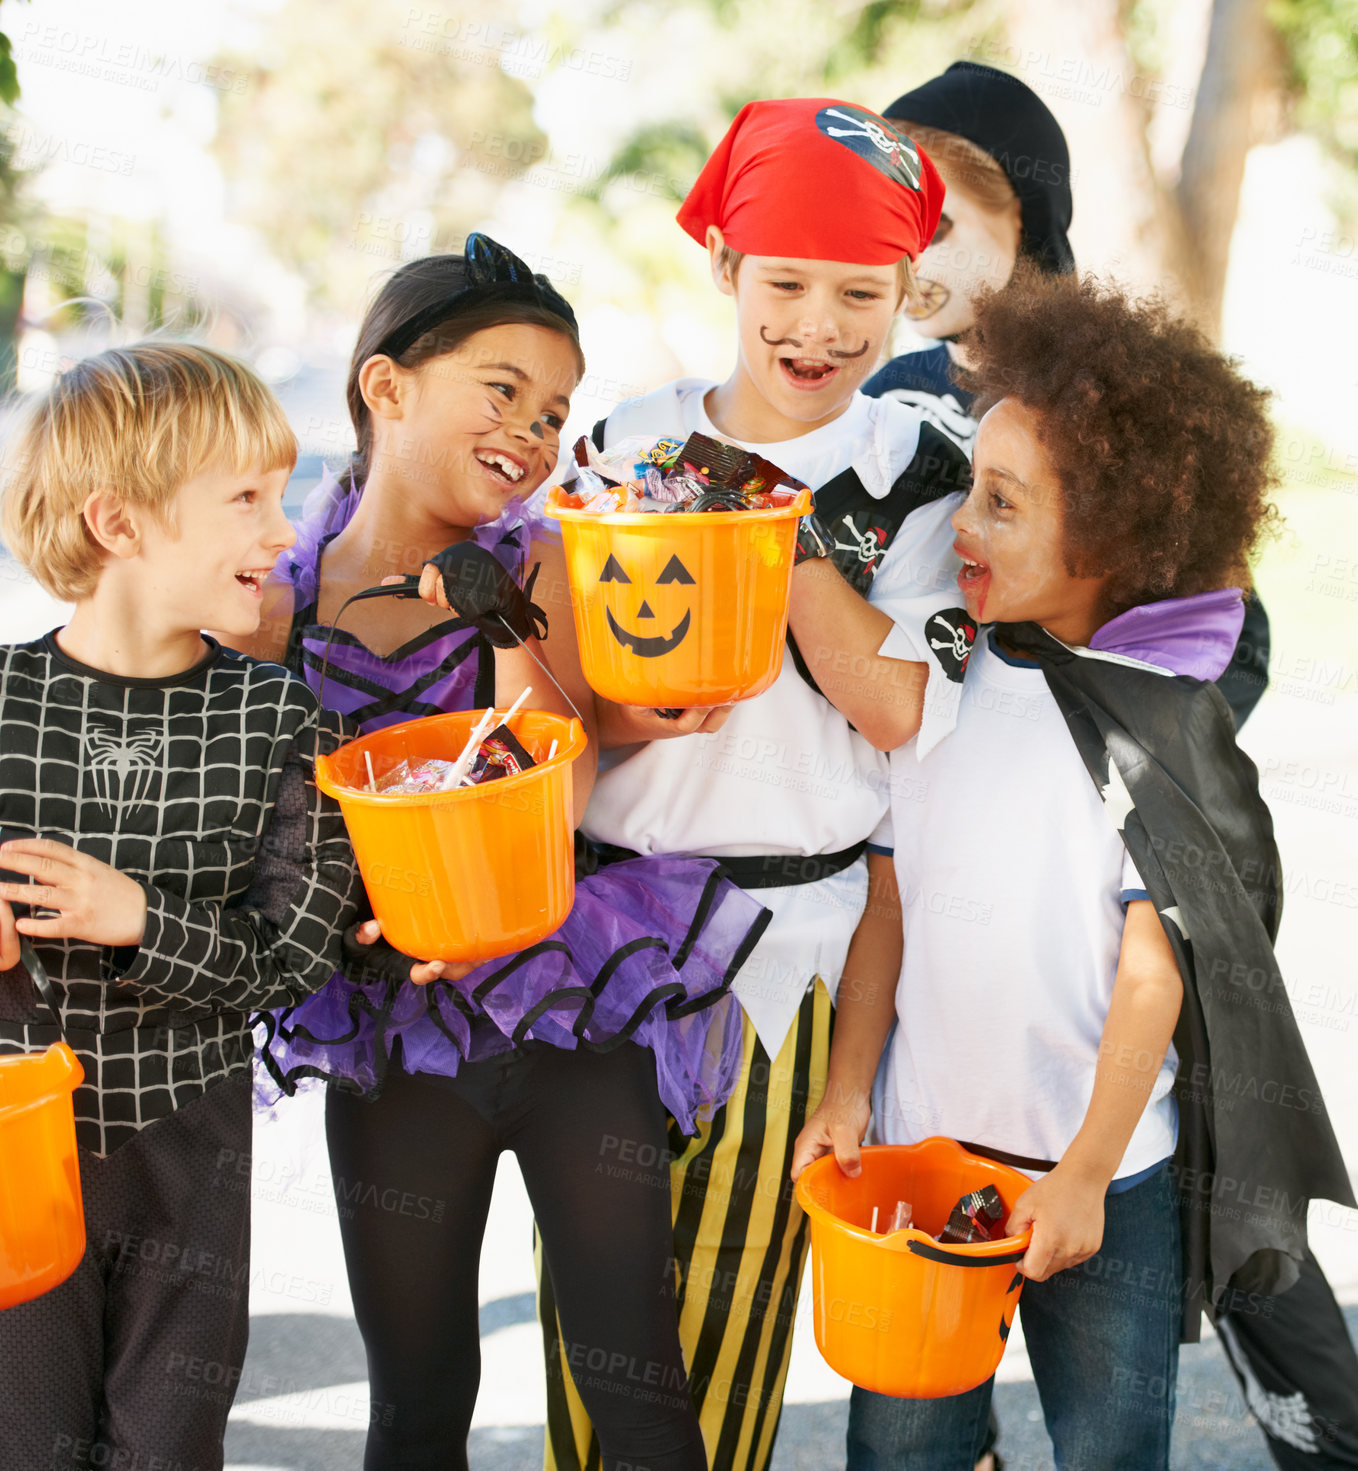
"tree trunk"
1001,0,1182,295
1174,0,1275,338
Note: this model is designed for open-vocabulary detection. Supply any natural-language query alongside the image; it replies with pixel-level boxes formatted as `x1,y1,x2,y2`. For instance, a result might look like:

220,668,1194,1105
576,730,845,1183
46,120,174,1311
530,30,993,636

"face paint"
902,161,1021,339
757,326,866,358
951,399,1112,645
530,421,545,439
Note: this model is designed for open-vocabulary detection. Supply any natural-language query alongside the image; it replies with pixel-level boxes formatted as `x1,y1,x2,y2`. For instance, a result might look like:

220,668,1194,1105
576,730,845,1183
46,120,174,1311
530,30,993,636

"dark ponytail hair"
343,253,584,489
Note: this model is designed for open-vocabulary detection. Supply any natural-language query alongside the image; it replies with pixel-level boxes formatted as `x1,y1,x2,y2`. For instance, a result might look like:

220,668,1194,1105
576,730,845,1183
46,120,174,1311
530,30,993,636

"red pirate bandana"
678,98,945,265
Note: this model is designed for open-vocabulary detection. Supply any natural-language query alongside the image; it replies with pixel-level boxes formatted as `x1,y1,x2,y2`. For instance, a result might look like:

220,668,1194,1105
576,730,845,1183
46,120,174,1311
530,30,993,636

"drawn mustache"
758,326,870,359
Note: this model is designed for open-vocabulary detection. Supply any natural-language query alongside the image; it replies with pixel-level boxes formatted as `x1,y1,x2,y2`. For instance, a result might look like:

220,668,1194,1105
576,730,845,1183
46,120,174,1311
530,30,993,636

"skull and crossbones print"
816,106,923,190
924,609,977,683
832,514,886,573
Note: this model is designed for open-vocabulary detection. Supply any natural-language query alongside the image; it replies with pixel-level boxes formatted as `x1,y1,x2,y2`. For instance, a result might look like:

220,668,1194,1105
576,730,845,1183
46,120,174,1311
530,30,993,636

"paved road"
224,1085,1356,1470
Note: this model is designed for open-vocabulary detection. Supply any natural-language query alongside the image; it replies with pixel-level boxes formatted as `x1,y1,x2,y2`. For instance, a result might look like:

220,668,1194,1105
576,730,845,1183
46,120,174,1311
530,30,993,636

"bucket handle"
313,576,587,729
905,1239,1028,1270
312,577,439,711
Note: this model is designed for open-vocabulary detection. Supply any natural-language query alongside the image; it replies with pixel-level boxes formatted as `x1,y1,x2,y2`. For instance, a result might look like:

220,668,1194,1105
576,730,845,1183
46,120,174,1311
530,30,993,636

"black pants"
1217,1250,1358,1469
327,1040,706,1471
0,1074,253,1471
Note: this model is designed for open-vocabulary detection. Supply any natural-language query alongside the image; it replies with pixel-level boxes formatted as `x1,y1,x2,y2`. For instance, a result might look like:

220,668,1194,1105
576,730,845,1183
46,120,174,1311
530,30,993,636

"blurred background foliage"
0,0,1357,422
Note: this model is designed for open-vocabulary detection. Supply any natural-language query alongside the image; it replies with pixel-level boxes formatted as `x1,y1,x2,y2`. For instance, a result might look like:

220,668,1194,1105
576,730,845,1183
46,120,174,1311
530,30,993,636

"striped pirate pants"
538,978,833,1471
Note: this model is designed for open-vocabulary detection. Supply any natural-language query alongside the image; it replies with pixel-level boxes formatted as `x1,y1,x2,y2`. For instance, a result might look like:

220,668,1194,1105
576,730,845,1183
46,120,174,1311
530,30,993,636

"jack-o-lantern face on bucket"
599,552,694,658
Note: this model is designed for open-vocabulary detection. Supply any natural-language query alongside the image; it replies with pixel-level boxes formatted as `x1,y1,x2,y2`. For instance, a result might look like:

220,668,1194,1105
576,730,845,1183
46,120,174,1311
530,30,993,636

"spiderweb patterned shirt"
0,633,360,1155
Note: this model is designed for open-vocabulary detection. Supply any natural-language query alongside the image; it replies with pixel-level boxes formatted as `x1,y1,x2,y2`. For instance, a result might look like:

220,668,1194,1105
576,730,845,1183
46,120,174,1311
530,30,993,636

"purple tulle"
261,472,766,1134
258,856,758,1135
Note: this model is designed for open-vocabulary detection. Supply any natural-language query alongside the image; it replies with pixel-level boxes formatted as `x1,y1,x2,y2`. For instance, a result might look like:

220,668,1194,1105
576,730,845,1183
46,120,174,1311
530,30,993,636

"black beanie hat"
883,61,1074,275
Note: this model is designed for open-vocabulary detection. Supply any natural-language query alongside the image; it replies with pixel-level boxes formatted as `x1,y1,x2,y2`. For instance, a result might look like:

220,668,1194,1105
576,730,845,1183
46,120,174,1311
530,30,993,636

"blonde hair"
717,245,922,311
1,342,296,601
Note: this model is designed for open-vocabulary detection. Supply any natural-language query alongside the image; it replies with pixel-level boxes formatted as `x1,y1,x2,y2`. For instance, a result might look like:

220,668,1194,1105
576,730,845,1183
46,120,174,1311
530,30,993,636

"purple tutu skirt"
257,857,767,1135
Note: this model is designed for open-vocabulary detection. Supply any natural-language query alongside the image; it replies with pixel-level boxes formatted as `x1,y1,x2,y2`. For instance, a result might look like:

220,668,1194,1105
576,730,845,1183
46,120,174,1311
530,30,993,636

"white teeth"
476,451,524,483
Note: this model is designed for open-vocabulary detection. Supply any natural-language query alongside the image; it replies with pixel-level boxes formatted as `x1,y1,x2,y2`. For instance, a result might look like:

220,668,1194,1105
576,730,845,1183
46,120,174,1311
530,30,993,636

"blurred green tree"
0,0,27,392
208,0,1358,343
213,0,548,310
569,0,1358,339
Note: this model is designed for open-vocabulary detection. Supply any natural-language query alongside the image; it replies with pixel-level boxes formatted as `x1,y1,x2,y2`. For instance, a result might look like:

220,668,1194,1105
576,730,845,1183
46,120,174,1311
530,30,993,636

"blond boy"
0,344,358,1468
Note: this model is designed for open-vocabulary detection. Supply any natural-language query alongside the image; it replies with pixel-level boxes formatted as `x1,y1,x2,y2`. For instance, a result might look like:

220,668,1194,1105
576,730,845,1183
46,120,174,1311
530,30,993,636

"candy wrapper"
559,431,805,515
467,724,536,784
375,725,537,794
375,759,452,794
936,1185,1007,1245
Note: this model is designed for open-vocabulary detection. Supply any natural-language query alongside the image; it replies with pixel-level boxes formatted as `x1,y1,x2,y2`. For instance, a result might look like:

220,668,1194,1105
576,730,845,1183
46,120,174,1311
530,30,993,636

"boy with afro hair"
794,270,1354,1471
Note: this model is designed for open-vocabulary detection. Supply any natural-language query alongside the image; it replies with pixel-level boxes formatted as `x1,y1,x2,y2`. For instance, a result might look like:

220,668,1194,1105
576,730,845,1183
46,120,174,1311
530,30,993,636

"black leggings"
326,1040,706,1471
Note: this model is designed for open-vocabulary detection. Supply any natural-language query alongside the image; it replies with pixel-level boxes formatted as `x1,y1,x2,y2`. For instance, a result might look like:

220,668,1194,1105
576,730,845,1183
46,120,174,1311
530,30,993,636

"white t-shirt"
581,379,945,1059
877,631,1178,1181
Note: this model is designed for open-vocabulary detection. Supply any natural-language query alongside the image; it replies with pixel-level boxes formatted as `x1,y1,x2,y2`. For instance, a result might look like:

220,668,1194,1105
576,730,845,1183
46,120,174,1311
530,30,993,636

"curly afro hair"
960,267,1281,613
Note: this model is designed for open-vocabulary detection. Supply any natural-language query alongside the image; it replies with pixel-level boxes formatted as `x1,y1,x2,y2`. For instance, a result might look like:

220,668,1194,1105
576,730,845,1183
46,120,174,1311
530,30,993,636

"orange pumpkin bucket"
544,485,812,706
0,1041,85,1310
315,709,587,965
795,1138,1033,1398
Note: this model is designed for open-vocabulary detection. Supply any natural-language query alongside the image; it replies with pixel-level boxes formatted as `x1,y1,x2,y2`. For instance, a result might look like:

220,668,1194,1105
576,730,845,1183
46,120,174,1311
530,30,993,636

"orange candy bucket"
0,1041,86,1310
544,485,812,706
795,1138,1033,1398
315,709,587,965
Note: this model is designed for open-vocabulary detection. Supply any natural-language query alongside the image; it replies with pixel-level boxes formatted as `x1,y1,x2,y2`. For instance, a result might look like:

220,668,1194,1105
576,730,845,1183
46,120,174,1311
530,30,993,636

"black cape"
999,621,1356,1341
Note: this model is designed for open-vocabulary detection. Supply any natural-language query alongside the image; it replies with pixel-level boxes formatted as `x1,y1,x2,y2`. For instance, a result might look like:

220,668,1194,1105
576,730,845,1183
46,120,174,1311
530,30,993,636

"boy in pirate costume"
794,271,1354,1471
0,344,359,1468
863,60,1358,1471
537,98,968,1471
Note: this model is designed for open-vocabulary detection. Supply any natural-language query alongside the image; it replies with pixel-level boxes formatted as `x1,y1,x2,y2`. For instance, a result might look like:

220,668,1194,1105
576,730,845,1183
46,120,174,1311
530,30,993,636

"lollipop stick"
364,752,377,793
501,684,533,731
444,706,499,789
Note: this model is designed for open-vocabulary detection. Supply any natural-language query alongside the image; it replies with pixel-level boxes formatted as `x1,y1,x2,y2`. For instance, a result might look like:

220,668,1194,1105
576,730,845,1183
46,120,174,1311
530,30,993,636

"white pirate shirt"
0,633,360,1154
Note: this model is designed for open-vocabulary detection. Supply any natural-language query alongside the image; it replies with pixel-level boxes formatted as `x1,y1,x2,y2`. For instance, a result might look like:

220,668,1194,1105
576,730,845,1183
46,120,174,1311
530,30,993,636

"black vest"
785,423,970,696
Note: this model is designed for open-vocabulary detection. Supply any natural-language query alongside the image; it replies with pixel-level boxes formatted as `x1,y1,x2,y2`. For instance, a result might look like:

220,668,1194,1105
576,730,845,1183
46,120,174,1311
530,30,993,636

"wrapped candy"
374,725,538,794
467,725,536,783
936,1185,1007,1245
561,431,805,516
376,759,460,794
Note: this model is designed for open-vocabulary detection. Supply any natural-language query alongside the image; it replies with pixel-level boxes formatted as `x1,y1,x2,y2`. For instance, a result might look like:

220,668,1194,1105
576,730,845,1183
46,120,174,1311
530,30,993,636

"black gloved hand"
794,510,833,565
340,922,423,987
423,543,548,649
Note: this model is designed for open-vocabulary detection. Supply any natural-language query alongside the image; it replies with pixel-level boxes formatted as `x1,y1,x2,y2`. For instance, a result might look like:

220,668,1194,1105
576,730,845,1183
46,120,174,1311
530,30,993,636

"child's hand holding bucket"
393,544,548,648
597,699,735,748
344,919,476,986
790,1087,871,1182
1003,1161,1105,1281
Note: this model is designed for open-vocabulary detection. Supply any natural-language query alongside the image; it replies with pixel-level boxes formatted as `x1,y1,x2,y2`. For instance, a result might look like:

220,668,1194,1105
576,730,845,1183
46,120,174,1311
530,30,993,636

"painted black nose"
637,601,655,619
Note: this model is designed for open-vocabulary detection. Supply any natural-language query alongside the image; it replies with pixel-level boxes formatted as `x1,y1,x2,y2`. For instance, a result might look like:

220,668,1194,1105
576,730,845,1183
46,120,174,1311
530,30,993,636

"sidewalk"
224,1092,1357,1469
